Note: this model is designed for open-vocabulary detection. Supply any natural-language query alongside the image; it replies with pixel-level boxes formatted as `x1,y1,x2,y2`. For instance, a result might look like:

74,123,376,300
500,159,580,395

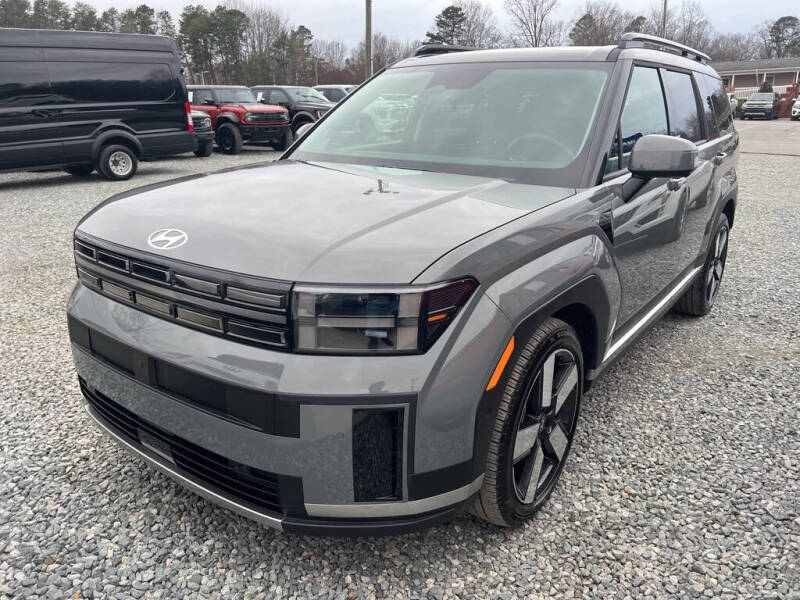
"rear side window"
620,66,668,169
0,61,52,107
48,62,175,103
699,73,733,136
661,70,703,142
325,89,345,102
191,89,214,105
694,73,718,140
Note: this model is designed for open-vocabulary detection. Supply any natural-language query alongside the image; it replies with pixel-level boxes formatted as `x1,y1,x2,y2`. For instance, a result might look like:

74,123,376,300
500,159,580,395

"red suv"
188,85,292,154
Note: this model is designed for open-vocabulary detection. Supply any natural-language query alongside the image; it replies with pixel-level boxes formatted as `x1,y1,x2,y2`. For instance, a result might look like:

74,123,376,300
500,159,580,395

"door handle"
667,177,686,191
713,152,727,166
31,109,55,118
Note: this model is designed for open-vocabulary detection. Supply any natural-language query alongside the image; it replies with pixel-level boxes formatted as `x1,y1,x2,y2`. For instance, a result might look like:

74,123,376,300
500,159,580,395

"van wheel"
194,141,214,157
274,128,294,151
472,318,583,527
97,145,137,181
64,165,94,177
216,123,243,154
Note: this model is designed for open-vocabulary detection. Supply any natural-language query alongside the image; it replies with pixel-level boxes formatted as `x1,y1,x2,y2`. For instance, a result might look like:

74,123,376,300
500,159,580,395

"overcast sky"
100,0,800,48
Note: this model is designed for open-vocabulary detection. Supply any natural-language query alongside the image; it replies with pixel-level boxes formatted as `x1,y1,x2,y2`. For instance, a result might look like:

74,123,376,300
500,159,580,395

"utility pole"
661,0,667,37
365,0,373,80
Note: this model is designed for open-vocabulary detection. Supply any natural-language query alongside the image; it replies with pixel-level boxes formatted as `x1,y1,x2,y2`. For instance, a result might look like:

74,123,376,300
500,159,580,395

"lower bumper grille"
80,379,284,515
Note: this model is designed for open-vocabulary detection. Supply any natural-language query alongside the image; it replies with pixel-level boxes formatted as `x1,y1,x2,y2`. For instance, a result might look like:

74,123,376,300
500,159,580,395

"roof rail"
617,32,710,64
413,44,477,57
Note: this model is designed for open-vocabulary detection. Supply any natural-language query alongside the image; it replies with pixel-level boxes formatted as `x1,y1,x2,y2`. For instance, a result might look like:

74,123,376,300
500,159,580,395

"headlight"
201,118,211,128
244,112,255,122
293,278,478,354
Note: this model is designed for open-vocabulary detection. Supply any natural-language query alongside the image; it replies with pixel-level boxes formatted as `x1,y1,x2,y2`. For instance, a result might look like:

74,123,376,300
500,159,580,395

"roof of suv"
393,43,720,77
187,85,250,89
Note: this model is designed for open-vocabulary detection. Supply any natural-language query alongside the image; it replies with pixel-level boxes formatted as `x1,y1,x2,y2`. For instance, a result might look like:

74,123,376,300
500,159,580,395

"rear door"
0,47,63,170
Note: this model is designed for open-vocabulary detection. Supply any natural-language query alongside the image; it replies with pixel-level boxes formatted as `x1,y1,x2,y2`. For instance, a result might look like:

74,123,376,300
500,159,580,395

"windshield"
750,93,775,101
292,62,610,185
216,89,256,103
285,87,328,102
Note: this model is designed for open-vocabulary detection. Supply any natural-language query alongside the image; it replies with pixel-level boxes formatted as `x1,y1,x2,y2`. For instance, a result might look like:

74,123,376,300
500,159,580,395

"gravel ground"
1,135,798,599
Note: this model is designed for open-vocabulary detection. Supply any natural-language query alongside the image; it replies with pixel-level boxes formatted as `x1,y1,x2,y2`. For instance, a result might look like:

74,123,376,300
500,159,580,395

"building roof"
713,57,800,74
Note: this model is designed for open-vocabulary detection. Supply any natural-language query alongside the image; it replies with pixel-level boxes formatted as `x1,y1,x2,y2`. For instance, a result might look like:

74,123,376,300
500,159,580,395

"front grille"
80,379,284,515
74,237,290,349
247,112,288,124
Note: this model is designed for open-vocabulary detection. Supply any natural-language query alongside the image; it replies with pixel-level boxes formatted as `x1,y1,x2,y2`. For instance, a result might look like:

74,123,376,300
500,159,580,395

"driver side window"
192,89,214,105
620,67,668,169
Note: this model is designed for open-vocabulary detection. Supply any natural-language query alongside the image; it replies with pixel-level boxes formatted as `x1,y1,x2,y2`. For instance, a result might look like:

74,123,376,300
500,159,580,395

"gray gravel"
1,134,798,599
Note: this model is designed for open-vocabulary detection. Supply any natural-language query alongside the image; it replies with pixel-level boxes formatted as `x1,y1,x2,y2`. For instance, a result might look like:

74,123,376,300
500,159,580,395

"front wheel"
64,165,94,177
273,128,294,151
674,213,730,316
216,123,243,154
97,144,137,181
472,318,582,527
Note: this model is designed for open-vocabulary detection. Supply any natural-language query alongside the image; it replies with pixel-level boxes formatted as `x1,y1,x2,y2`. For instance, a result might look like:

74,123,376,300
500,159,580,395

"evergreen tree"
426,5,467,45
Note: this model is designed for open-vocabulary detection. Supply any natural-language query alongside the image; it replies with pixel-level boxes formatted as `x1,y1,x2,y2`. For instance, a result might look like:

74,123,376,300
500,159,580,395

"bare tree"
707,32,759,62
504,0,565,47
569,1,640,46
455,0,503,48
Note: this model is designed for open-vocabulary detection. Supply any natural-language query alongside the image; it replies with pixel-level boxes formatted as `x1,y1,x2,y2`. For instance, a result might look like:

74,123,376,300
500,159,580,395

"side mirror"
295,122,313,138
629,134,697,179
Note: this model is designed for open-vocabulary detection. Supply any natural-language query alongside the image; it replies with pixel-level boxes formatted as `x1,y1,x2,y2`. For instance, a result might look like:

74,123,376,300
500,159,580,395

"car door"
0,48,63,170
609,65,698,327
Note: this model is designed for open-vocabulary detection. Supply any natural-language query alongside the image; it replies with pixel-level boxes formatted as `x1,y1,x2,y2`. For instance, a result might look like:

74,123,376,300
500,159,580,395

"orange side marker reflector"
427,312,449,323
486,336,515,391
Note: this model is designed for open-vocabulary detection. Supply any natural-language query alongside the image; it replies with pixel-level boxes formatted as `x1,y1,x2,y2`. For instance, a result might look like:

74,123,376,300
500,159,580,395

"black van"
0,29,194,181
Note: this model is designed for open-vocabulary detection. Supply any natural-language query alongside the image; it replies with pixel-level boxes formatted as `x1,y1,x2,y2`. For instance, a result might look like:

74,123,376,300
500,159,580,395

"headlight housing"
293,278,478,354
244,112,255,122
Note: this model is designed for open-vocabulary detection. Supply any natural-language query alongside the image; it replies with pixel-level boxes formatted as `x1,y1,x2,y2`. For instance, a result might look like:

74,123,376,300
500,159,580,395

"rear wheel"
472,318,582,527
674,213,730,316
64,165,94,177
97,144,137,181
216,123,243,154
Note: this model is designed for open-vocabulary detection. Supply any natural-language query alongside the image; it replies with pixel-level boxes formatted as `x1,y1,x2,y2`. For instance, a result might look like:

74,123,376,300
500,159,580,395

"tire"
472,318,583,527
274,128,294,151
97,144,137,181
64,165,94,177
194,140,213,157
674,213,730,317
216,123,243,154
292,119,312,134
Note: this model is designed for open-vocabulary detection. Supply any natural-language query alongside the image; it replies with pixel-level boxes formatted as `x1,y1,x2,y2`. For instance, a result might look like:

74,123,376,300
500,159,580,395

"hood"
224,103,285,112
77,161,573,284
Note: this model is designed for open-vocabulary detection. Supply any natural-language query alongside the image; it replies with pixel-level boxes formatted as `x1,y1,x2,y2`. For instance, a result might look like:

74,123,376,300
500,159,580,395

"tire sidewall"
99,145,136,181
701,213,731,311
499,324,583,524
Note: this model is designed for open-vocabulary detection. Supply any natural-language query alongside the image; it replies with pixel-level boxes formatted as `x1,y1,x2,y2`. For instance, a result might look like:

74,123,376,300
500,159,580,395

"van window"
620,66,668,169
48,62,175,103
662,70,703,142
0,62,52,107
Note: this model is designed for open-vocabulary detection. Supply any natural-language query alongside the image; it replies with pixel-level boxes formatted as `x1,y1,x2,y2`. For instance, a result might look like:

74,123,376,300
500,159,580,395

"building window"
722,77,730,88
765,74,775,86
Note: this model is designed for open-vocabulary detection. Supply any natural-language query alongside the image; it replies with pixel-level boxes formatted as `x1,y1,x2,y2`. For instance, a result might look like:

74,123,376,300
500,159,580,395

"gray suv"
67,34,738,535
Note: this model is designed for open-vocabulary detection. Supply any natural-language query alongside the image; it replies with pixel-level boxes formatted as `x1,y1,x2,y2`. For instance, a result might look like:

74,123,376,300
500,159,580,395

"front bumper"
67,283,509,534
742,107,773,118
240,124,289,142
